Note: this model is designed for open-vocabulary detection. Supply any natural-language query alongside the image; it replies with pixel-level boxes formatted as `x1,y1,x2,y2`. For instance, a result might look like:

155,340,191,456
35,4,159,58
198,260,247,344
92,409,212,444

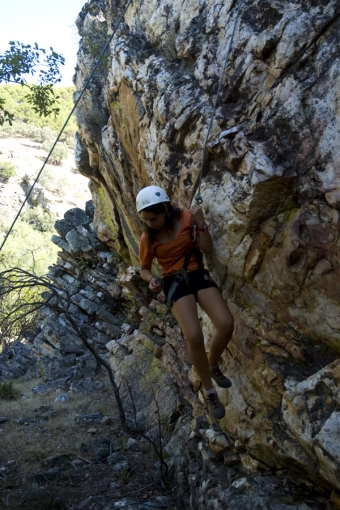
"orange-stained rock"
73,0,340,495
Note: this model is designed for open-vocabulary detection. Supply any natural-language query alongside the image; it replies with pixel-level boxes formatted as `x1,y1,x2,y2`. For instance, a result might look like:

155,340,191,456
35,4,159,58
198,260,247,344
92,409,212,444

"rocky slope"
4,200,335,509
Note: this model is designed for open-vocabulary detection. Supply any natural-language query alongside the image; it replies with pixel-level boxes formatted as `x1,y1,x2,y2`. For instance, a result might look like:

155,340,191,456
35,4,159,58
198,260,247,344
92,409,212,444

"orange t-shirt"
139,208,201,275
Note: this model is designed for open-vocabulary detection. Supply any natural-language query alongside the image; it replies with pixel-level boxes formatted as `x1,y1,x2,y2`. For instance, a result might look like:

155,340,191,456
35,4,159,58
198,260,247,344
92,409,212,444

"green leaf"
0,41,65,122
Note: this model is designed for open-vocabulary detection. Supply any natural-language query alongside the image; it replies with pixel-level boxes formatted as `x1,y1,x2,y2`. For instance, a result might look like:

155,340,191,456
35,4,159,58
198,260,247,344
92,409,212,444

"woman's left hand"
149,277,162,293
190,203,205,227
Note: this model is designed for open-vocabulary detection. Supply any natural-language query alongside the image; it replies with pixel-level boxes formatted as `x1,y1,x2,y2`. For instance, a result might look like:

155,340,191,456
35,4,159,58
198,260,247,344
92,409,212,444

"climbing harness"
165,223,204,308
0,0,134,254
194,0,244,205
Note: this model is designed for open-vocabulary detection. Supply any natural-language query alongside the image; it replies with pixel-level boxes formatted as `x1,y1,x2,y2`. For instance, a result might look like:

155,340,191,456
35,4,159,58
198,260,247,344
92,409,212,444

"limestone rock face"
282,360,340,490
73,0,340,495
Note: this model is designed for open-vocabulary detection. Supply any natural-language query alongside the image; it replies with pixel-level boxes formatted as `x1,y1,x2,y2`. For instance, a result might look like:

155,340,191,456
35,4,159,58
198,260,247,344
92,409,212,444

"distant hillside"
0,84,77,145
0,134,91,276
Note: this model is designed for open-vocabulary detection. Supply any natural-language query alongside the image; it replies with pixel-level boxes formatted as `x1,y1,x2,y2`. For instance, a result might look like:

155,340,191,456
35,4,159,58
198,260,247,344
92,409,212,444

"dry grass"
0,135,91,223
0,375,176,509
0,376,124,508
1,377,116,465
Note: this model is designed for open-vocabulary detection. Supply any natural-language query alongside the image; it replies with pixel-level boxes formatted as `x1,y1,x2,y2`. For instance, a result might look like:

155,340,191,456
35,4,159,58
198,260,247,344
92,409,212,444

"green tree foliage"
21,207,56,234
0,209,58,275
0,42,74,341
0,84,77,144
0,204,59,341
0,41,65,125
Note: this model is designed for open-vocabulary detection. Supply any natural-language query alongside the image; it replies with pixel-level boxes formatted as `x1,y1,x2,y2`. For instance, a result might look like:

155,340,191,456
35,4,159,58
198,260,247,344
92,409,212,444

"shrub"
42,139,52,152
0,216,59,274
27,125,42,141
41,126,56,143
0,120,58,144
63,129,75,147
0,160,16,179
54,176,70,197
50,143,68,165
38,167,57,192
0,206,11,232
0,211,59,340
22,207,56,233
0,381,21,400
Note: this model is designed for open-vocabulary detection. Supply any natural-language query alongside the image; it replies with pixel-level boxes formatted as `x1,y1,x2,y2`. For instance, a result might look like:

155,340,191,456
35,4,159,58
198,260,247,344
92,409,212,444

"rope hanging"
195,0,244,205
1,0,244,252
0,0,133,254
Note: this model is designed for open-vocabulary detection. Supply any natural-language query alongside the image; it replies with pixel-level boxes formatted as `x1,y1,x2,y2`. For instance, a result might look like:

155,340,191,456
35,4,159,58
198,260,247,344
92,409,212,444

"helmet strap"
163,203,170,218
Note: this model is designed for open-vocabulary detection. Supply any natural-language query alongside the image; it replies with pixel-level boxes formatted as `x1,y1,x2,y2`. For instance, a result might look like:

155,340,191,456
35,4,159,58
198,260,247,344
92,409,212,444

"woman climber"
136,185,234,419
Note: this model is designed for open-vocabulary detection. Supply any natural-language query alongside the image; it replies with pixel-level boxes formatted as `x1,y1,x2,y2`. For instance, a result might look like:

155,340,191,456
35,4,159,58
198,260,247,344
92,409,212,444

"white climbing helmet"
136,186,170,212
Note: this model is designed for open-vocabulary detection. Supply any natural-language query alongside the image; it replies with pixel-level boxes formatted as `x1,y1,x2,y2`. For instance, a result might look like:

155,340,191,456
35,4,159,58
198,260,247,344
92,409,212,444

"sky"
0,0,88,86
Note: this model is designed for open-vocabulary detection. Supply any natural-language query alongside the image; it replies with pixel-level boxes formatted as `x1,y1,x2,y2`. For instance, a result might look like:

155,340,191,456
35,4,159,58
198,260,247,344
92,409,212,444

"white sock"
204,387,216,395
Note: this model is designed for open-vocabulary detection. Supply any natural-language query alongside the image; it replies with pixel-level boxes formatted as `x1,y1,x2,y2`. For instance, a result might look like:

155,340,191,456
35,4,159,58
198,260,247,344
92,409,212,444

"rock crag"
25,200,338,508
13,0,340,506
2,195,339,507
72,0,340,498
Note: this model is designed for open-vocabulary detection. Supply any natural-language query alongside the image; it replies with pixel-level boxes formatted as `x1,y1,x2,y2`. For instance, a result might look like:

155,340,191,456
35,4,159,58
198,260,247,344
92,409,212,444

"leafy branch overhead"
0,41,65,124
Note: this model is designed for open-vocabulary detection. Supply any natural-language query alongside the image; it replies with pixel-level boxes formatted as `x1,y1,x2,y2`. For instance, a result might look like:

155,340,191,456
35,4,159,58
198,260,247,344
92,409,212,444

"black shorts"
162,269,218,304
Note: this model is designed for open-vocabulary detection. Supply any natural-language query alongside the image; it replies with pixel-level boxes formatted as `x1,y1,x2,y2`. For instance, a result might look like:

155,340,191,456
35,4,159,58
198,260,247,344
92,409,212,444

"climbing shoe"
204,390,225,419
210,366,232,388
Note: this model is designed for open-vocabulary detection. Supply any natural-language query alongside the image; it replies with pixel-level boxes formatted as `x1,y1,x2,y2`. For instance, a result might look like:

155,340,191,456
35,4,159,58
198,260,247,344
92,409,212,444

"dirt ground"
0,376,177,509
0,134,91,222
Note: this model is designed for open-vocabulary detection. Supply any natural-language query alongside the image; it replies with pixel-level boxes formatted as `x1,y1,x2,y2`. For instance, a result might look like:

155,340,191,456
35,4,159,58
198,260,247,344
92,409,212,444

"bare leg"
197,287,234,367
171,294,213,390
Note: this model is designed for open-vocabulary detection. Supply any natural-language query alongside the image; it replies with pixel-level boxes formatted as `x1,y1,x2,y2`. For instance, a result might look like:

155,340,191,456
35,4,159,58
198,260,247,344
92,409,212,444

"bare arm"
140,267,162,293
190,204,213,254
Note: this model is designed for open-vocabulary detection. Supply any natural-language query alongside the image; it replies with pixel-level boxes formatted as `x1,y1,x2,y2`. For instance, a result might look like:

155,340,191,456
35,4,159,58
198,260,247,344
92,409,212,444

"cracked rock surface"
2,198,339,508
57,0,340,504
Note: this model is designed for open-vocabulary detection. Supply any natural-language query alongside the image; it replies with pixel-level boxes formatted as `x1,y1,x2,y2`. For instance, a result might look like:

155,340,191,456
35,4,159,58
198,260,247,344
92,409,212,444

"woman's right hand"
149,277,162,293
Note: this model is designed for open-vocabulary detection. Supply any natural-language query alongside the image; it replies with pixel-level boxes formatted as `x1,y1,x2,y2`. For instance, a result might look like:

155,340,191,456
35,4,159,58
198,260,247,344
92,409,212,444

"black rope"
0,0,134,253
195,0,244,205
110,503,169,509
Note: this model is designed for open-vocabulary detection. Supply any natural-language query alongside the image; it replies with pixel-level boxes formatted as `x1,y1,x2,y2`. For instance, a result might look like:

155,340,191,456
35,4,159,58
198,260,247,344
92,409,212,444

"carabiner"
194,193,203,205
